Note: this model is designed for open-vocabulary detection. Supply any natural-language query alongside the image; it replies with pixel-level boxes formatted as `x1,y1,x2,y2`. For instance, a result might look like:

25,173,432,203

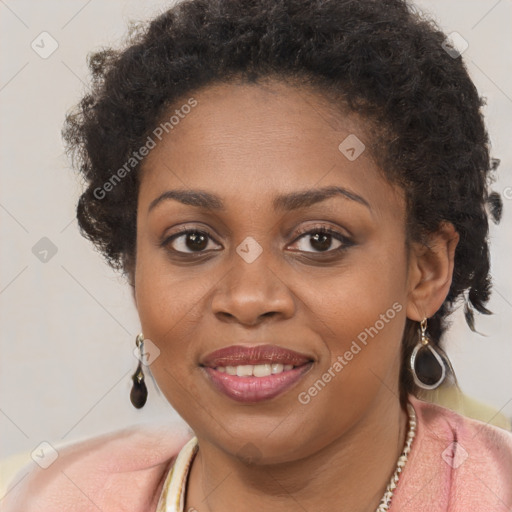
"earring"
410,318,446,390
130,333,148,409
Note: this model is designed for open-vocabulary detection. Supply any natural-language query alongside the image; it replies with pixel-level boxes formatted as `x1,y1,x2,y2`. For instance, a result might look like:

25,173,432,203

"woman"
3,0,511,510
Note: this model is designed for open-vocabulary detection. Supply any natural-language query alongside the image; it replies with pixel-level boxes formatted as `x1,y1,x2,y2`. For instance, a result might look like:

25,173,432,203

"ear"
406,221,459,321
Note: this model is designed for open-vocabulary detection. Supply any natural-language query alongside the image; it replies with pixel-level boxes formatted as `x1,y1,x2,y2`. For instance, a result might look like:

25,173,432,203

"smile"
200,344,314,402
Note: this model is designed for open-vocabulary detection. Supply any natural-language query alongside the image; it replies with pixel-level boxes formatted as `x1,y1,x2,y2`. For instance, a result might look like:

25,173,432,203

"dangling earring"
130,333,148,408
410,318,446,390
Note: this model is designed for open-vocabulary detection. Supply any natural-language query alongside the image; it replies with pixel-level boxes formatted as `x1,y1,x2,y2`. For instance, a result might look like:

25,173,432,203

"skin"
133,79,459,512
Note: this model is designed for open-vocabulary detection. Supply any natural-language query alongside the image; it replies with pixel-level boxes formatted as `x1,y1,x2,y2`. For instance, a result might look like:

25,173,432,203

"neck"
186,393,409,512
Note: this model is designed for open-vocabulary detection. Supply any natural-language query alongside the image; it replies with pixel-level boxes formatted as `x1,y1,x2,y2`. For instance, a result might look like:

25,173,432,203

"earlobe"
406,222,459,321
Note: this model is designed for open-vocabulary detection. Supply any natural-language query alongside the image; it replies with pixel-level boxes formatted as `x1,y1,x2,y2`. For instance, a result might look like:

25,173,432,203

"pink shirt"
2,395,511,511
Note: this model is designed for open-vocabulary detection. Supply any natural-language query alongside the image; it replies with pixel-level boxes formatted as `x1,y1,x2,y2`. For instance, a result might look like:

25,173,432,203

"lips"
200,344,313,368
200,344,314,403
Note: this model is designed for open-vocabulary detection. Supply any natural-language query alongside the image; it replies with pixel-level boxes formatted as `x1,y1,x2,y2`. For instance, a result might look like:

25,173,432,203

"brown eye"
315,232,337,251
164,230,221,254
289,227,353,254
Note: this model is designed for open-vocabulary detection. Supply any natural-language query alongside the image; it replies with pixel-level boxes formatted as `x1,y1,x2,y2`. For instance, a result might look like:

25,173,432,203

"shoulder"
1,424,193,512
411,394,512,456
392,395,512,511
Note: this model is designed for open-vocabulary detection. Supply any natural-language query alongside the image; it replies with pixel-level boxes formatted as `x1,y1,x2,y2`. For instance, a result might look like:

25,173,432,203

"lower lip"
203,363,313,403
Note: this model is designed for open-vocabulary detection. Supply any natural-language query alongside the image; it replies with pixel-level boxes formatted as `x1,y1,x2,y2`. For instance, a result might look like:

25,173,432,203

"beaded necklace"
375,402,417,511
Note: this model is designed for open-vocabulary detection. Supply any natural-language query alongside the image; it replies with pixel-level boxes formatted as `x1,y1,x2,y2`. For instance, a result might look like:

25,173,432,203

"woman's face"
134,80,413,462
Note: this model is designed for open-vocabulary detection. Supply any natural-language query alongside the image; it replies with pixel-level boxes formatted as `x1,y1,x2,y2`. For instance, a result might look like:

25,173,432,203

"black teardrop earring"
130,333,148,409
410,318,446,390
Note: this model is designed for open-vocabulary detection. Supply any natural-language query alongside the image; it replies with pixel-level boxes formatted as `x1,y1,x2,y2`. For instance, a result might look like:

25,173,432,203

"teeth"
236,365,254,377
271,363,283,374
216,363,297,376
253,364,272,377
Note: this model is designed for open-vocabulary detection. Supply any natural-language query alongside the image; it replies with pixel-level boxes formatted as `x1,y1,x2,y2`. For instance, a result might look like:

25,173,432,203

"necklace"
375,402,417,511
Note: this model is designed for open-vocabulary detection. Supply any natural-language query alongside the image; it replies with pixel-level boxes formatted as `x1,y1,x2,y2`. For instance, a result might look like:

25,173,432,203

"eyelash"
292,225,354,253
161,224,354,256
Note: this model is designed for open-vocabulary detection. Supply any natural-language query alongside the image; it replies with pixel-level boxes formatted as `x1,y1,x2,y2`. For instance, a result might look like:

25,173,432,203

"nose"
211,247,296,326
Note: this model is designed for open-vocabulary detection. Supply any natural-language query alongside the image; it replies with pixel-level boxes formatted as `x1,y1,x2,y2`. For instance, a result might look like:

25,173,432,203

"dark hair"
62,0,502,403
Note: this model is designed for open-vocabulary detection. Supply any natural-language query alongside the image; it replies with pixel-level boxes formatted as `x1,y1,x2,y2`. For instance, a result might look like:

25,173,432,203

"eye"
162,228,221,254
289,225,353,253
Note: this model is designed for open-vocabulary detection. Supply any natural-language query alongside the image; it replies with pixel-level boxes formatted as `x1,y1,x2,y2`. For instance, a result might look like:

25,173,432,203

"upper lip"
200,344,314,368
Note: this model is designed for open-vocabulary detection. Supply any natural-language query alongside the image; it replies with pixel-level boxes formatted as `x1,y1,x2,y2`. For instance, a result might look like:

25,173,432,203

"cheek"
133,237,220,392
288,253,408,445
135,225,201,326
135,238,182,349
310,239,408,375
134,266,204,411
135,268,205,355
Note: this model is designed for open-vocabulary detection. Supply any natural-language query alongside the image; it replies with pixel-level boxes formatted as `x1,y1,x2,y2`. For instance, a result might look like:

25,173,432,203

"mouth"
200,344,314,403
214,362,301,376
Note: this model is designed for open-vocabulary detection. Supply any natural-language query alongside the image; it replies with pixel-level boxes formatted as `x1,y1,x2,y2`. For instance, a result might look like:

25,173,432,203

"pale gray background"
1,0,511,471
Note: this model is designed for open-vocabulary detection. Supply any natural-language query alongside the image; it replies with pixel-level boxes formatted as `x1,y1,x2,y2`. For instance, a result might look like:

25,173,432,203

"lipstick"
200,344,314,403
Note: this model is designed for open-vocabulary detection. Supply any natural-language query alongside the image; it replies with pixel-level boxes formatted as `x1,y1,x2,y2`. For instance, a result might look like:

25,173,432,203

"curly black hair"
62,0,502,403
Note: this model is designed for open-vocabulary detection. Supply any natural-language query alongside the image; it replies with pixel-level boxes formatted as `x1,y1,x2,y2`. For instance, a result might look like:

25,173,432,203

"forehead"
139,80,405,220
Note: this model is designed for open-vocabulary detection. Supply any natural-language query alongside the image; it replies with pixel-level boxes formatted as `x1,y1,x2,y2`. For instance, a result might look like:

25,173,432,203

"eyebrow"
147,185,371,213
